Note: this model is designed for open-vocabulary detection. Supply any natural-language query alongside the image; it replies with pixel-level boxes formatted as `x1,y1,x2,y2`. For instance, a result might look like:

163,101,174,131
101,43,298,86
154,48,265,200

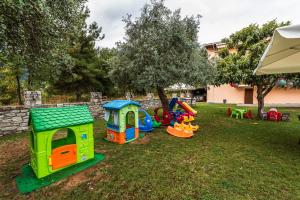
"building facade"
204,42,300,106
207,84,300,106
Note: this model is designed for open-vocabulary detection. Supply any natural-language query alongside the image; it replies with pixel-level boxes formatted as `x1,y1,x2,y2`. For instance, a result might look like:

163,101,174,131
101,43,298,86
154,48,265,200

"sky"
86,0,300,48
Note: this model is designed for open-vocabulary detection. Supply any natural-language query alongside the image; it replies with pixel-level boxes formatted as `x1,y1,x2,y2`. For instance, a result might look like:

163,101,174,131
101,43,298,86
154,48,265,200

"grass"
1,103,300,199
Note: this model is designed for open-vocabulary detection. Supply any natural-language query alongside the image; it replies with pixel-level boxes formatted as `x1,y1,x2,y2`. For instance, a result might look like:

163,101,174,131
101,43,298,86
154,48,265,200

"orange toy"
166,115,199,138
167,126,193,138
50,144,77,170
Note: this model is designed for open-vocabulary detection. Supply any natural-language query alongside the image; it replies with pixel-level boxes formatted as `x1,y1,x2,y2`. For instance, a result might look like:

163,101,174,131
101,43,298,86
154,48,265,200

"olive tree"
110,0,212,109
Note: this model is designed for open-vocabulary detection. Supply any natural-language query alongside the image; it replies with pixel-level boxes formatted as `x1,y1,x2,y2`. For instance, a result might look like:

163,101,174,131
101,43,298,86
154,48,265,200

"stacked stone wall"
0,98,161,136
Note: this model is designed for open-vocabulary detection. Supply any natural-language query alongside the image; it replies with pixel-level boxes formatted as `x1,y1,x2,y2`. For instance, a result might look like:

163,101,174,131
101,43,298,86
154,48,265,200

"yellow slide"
182,102,197,115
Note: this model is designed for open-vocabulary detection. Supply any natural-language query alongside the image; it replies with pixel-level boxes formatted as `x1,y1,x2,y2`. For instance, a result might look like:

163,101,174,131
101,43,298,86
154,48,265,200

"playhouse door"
125,127,135,141
51,144,77,170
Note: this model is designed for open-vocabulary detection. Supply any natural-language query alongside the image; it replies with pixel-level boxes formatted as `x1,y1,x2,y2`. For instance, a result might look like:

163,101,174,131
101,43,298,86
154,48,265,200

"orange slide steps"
167,126,193,138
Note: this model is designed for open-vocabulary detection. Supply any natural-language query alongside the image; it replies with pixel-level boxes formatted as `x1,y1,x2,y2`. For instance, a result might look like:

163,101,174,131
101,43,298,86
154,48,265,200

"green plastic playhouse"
29,106,94,178
103,100,140,144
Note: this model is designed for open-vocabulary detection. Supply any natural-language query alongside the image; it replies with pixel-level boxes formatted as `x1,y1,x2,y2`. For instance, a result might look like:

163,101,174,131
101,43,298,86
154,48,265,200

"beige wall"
207,85,245,104
208,84,300,104
256,87,300,104
205,47,236,60
206,49,219,59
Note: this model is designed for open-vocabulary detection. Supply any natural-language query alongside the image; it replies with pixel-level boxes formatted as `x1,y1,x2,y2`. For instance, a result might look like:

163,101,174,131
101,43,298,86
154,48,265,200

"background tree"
0,52,24,104
0,0,88,104
0,65,17,105
97,48,118,96
50,22,106,101
213,20,299,118
110,0,212,109
109,48,143,96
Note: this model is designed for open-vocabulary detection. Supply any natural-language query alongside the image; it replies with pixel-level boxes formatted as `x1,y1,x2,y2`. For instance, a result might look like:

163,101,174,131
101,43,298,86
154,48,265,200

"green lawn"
1,104,300,199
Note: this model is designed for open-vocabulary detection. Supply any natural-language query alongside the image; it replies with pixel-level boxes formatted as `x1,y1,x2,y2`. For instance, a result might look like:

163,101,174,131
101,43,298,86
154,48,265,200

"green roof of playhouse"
30,106,94,132
103,100,140,110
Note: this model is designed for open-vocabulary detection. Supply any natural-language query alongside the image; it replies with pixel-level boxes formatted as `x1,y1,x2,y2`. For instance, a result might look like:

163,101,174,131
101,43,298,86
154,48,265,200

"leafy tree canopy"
0,0,89,103
0,65,17,105
50,22,108,100
214,20,300,117
110,0,212,108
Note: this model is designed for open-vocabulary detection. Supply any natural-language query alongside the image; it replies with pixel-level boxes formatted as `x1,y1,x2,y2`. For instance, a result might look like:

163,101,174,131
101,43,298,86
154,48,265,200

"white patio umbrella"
254,24,300,75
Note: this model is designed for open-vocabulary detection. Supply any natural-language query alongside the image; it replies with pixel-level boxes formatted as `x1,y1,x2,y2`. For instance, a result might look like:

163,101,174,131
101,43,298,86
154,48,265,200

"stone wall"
24,91,42,107
55,102,108,119
138,98,161,110
0,99,161,136
0,106,29,136
0,102,107,136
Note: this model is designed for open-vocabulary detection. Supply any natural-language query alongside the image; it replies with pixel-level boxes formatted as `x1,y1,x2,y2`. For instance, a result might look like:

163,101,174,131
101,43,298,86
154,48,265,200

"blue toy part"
81,133,87,140
174,110,184,118
168,110,184,126
125,127,135,140
138,109,153,132
169,98,178,112
103,100,141,110
170,120,176,126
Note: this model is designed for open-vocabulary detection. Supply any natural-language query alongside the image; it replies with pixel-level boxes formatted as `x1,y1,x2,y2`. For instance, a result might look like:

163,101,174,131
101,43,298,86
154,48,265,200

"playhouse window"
106,111,120,131
104,110,110,121
108,111,119,125
52,128,76,150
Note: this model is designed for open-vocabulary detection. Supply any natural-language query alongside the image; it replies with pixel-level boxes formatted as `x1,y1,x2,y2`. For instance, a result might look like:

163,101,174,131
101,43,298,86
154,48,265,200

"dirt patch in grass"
0,137,29,199
62,164,110,190
0,138,28,165
94,149,108,154
62,169,91,190
131,135,150,145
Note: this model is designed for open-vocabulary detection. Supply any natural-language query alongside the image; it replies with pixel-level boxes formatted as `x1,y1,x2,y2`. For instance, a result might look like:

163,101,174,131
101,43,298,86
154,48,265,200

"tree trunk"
16,75,23,105
257,84,274,119
257,85,264,119
190,93,194,105
27,64,33,90
156,86,169,110
27,72,33,90
75,92,81,102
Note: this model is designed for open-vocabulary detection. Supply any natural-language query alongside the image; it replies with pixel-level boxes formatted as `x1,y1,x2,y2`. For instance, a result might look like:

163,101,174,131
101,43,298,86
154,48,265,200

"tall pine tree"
51,22,106,100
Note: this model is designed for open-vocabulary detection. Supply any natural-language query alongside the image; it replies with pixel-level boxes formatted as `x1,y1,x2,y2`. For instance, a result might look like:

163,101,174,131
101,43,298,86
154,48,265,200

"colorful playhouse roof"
103,100,140,110
30,106,94,132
